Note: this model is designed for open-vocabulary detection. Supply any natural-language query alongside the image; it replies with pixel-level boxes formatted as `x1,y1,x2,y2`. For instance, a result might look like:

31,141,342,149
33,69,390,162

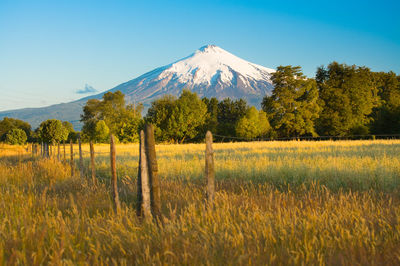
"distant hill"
0,45,275,130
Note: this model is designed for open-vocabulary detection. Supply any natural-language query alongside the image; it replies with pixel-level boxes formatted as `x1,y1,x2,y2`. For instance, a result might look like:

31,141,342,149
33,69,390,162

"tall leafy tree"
0,117,31,141
38,119,66,143
262,65,320,137
217,98,248,137
146,90,207,143
94,120,110,143
167,90,208,143
202,97,219,134
81,91,143,142
370,72,400,134
145,95,177,141
316,62,379,136
62,121,77,142
5,128,27,145
235,107,271,139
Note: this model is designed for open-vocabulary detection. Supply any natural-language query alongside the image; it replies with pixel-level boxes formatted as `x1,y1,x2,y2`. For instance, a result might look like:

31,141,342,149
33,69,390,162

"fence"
29,125,216,220
26,129,400,220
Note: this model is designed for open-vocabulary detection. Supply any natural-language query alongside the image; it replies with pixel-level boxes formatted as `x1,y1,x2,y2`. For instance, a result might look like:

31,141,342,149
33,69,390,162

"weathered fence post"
70,140,74,177
89,141,96,185
31,143,34,157
110,135,121,214
57,142,60,161
63,141,66,164
78,134,84,178
205,131,215,202
44,143,49,158
137,130,152,219
41,142,44,157
145,124,161,219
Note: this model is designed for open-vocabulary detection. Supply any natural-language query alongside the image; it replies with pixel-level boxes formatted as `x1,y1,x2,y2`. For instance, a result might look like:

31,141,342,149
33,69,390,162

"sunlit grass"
0,140,399,264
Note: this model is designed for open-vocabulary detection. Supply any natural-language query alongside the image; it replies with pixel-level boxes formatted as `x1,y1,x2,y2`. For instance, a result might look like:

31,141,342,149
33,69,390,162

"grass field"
0,140,399,265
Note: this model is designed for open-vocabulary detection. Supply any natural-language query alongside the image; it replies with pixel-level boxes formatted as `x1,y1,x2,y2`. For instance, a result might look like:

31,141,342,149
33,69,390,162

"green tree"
146,91,208,143
5,128,27,145
167,90,208,143
316,62,379,136
94,120,110,143
262,66,320,137
61,121,77,142
370,72,400,134
202,97,219,134
235,107,271,139
81,91,143,142
38,119,65,143
145,95,177,141
0,117,31,141
217,98,249,137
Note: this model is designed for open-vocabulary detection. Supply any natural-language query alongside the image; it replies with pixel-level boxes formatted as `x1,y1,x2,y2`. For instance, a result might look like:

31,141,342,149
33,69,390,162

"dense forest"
1,62,399,144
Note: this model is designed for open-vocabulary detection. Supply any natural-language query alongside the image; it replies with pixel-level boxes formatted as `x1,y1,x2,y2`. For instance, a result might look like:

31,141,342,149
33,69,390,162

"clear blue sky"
1,0,399,111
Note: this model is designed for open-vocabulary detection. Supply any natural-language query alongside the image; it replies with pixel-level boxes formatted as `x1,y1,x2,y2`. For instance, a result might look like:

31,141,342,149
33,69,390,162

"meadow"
0,140,399,265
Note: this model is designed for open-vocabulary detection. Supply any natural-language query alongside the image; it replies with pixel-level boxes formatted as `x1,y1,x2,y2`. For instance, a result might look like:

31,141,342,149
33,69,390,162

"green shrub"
5,128,27,145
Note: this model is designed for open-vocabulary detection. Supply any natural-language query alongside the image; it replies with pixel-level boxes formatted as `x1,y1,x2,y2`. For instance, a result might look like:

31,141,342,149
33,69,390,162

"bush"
5,128,27,145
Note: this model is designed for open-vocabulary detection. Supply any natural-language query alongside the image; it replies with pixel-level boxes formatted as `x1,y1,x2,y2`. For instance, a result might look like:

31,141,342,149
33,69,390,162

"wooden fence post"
70,140,74,177
63,141,66,164
110,135,121,214
78,134,84,178
44,143,49,158
57,143,60,161
145,124,161,219
137,130,152,219
90,141,96,185
205,131,215,202
41,142,44,157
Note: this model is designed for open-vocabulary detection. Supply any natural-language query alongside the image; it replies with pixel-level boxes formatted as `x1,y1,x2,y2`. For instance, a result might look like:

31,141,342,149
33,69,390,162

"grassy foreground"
0,140,399,265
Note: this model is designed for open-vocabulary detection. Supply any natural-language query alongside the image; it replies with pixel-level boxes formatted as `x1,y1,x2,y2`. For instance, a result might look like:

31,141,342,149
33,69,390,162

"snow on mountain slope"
109,45,275,107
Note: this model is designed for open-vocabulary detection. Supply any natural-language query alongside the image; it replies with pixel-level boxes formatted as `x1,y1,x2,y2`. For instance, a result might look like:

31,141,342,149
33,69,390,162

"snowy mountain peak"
162,45,275,86
110,45,275,108
197,44,223,53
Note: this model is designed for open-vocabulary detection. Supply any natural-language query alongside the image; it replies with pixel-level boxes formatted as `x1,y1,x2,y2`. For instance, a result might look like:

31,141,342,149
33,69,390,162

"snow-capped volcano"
109,45,275,107
0,45,275,129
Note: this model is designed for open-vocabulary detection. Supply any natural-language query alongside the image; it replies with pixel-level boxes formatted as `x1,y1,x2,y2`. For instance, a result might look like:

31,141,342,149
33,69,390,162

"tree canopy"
262,65,320,137
370,71,400,134
217,98,249,137
146,90,208,143
81,91,143,143
236,107,271,139
5,128,27,145
0,117,31,141
37,119,68,143
316,62,379,136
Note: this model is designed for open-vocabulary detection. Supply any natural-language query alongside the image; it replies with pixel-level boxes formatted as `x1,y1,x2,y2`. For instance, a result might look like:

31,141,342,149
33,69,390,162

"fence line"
20,129,399,220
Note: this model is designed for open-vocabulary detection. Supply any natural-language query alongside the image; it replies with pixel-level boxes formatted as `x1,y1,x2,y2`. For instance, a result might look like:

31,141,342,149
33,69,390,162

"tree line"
1,61,399,145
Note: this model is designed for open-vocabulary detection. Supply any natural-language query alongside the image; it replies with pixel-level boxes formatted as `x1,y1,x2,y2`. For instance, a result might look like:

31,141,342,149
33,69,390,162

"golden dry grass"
0,140,399,265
